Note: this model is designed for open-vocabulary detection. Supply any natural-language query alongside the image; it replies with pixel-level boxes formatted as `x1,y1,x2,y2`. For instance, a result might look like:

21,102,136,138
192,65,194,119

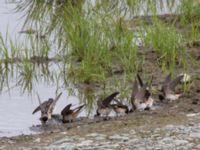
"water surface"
0,0,179,137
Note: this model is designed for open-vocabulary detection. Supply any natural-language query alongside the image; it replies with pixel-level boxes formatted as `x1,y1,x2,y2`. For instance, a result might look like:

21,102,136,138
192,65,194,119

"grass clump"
107,18,139,74
63,6,140,84
64,8,112,83
17,61,34,92
144,20,188,71
178,0,200,24
0,32,20,64
184,24,200,45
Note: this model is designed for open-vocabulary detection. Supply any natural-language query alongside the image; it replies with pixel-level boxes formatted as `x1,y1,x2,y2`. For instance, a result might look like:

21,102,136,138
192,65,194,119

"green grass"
178,0,200,24
0,0,198,94
143,20,188,72
184,23,200,45
61,6,140,83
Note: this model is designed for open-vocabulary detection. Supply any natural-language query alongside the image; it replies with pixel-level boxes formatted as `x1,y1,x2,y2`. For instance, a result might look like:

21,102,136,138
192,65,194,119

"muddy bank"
1,107,200,149
1,74,200,149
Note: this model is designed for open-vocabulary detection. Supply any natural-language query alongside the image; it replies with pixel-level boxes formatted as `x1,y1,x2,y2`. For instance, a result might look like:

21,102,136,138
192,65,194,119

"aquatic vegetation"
143,20,188,72
0,32,20,64
0,0,198,100
184,24,200,46
178,0,200,24
126,0,177,16
61,6,140,83
0,1,198,130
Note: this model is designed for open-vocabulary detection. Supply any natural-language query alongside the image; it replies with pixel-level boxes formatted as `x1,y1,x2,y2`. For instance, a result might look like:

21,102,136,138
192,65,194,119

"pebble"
34,138,40,143
86,133,105,138
174,139,189,145
109,134,129,141
187,113,200,117
189,133,200,138
44,123,200,150
195,144,200,149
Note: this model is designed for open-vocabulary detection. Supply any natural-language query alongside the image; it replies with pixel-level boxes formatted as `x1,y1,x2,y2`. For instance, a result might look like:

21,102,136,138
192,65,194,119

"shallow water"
0,1,179,137
0,84,87,137
0,1,89,134
0,2,22,39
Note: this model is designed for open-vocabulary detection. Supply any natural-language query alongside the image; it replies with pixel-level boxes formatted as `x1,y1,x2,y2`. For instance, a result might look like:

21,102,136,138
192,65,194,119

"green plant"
144,21,188,72
178,0,200,24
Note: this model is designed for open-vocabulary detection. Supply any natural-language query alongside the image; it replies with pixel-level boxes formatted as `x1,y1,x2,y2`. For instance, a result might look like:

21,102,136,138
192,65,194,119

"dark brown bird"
96,92,119,118
32,92,62,124
111,99,129,116
61,104,85,123
159,74,184,101
131,74,154,111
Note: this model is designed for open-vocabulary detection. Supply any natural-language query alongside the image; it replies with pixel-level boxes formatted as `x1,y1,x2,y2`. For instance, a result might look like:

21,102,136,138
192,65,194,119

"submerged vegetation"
0,0,200,100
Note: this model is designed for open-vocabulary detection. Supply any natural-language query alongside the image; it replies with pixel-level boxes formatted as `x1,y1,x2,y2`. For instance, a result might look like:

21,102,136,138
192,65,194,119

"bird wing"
135,84,150,102
164,73,172,85
137,74,144,87
169,75,184,91
51,92,62,110
32,101,51,114
73,104,85,114
32,92,53,114
102,92,120,107
131,79,139,101
32,105,41,114
32,93,43,114
135,87,146,101
53,92,62,105
161,73,172,95
144,88,151,99
61,104,72,116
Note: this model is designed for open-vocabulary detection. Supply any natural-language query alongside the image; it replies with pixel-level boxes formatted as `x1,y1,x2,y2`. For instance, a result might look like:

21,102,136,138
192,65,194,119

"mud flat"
1,108,200,149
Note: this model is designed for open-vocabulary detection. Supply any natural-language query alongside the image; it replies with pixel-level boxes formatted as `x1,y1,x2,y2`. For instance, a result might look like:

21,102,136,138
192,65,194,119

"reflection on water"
0,0,181,137
0,85,86,137
0,62,98,137
0,2,23,37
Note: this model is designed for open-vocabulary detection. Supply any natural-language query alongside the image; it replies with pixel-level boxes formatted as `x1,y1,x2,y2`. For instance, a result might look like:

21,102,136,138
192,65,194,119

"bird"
131,74,154,111
61,104,85,123
159,73,184,101
111,99,129,116
96,91,119,119
32,92,62,124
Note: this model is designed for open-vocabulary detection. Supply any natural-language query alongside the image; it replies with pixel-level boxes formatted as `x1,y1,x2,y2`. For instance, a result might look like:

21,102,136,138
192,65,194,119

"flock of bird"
32,73,189,125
